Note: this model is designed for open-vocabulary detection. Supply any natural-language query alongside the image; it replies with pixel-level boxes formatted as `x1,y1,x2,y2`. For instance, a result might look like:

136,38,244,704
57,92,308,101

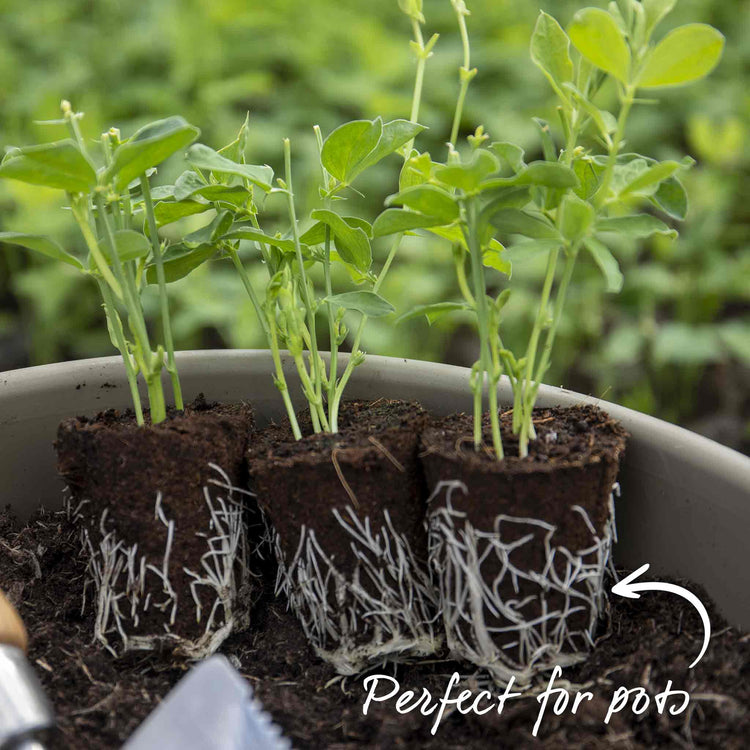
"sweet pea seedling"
155,0,433,437
0,103,201,424
378,0,723,458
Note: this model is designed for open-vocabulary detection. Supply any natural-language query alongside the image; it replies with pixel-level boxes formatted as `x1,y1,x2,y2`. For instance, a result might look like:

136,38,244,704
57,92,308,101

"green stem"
517,246,559,455
530,248,578,402
141,173,182,410
465,198,502,458
97,278,143,425
283,138,326,430
72,202,123,299
328,233,402,432
595,85,635,209
448,3,473,150
314,124,339,429
267,308,302,440
146,374,166,425
228,245,269,337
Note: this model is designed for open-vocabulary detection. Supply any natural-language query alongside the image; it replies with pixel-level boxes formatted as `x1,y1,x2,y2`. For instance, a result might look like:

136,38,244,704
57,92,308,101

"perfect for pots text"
362,666,690,737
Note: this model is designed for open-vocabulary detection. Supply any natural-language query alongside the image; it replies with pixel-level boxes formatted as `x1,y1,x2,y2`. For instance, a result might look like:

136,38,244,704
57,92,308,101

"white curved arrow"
611,563,711,669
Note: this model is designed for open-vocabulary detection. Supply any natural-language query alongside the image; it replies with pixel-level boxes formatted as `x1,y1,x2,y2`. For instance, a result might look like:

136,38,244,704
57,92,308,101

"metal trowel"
124,655,290,750
0,590,55,750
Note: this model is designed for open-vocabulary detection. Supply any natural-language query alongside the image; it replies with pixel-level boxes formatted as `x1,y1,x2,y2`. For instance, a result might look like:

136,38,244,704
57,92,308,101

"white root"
270,506,442,675
77,463,251,660
427,479,617,688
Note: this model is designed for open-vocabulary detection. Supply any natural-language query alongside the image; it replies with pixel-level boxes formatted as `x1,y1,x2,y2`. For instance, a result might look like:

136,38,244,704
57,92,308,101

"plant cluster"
0,0,723,457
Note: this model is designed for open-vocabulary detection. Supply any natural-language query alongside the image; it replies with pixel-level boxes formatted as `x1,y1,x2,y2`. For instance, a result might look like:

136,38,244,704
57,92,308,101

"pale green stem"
448,4,473,150
283,138,326,431
530,249,578,402
517,247,559,454
141,172,182,410
329,233,402,432
465,199,502,458
267,308,302,440
97,278,143,425
595,86,635,210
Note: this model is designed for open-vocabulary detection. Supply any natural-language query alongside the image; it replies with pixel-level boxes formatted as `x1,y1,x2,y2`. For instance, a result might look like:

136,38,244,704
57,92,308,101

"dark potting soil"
421,404,628,541
1,505,747,749
54,396,255,642
421,405,628,652
247,399,430,579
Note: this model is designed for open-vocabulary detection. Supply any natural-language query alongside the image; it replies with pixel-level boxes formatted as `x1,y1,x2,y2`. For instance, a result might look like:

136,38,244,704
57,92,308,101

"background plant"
0,0,747,452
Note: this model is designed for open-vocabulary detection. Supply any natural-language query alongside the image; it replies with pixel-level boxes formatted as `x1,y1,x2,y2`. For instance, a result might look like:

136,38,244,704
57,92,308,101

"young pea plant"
380,0,724,459
0,102,201,425
157,0,435,438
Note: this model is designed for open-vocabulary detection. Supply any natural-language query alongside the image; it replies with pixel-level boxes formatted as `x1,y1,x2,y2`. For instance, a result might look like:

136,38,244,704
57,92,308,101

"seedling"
0,104,201,424
155,0,436,437
378,0,723,458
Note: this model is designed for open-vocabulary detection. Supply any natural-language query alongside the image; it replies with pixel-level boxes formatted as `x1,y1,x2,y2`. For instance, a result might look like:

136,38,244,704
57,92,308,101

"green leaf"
480,187,532,225
184,210,233,245
399,151,433,191
596,214,677,239
174,171,251,205
506,239,562,265
222,225,297,253
619,159,689,197
320,119,382,184
298,215,371,246
372,208,446,238
568,7,631,83
99,230,151,264
638,24,724,89
482,240,511,275
185,143,273,191
531,11,574,98
0,140,96,193
145,243,217,284
563,83,616,142
107,116,200,191
385,185,460,224
559,194,595,243
434,150,499,192
651,176,688,220
309,209,372,271
642,0,676,39
573,158,600,200
325,291,394,317
480,161,579,191
490,142,525,174
153,200,211,227
583,237,623,292
395,301,472,325
173,170,207,201
356,119,426,176
488,208,561,240
0,232,83,268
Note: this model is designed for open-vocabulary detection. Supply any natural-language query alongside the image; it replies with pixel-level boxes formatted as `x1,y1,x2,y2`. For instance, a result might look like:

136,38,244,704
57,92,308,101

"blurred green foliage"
0,0,747,451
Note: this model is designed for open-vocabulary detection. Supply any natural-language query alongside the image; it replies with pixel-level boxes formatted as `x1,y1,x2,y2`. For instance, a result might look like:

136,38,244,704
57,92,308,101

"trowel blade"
123,655,290,750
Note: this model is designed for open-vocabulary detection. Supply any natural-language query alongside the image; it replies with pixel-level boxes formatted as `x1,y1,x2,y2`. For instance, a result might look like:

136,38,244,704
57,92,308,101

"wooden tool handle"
0,589,29,652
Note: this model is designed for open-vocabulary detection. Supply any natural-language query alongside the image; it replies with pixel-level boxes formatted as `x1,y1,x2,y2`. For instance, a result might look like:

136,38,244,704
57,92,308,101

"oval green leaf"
107,116,200,191
320,119,382,184
531,11,574,98
385,185,459,223
185,143,273,191
583,237,623,293
372,208,446,238
310,209,372,271
569,7,631,83
638,24,724,89
0,232,83,268
325,290,394,318
0,140,96,193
